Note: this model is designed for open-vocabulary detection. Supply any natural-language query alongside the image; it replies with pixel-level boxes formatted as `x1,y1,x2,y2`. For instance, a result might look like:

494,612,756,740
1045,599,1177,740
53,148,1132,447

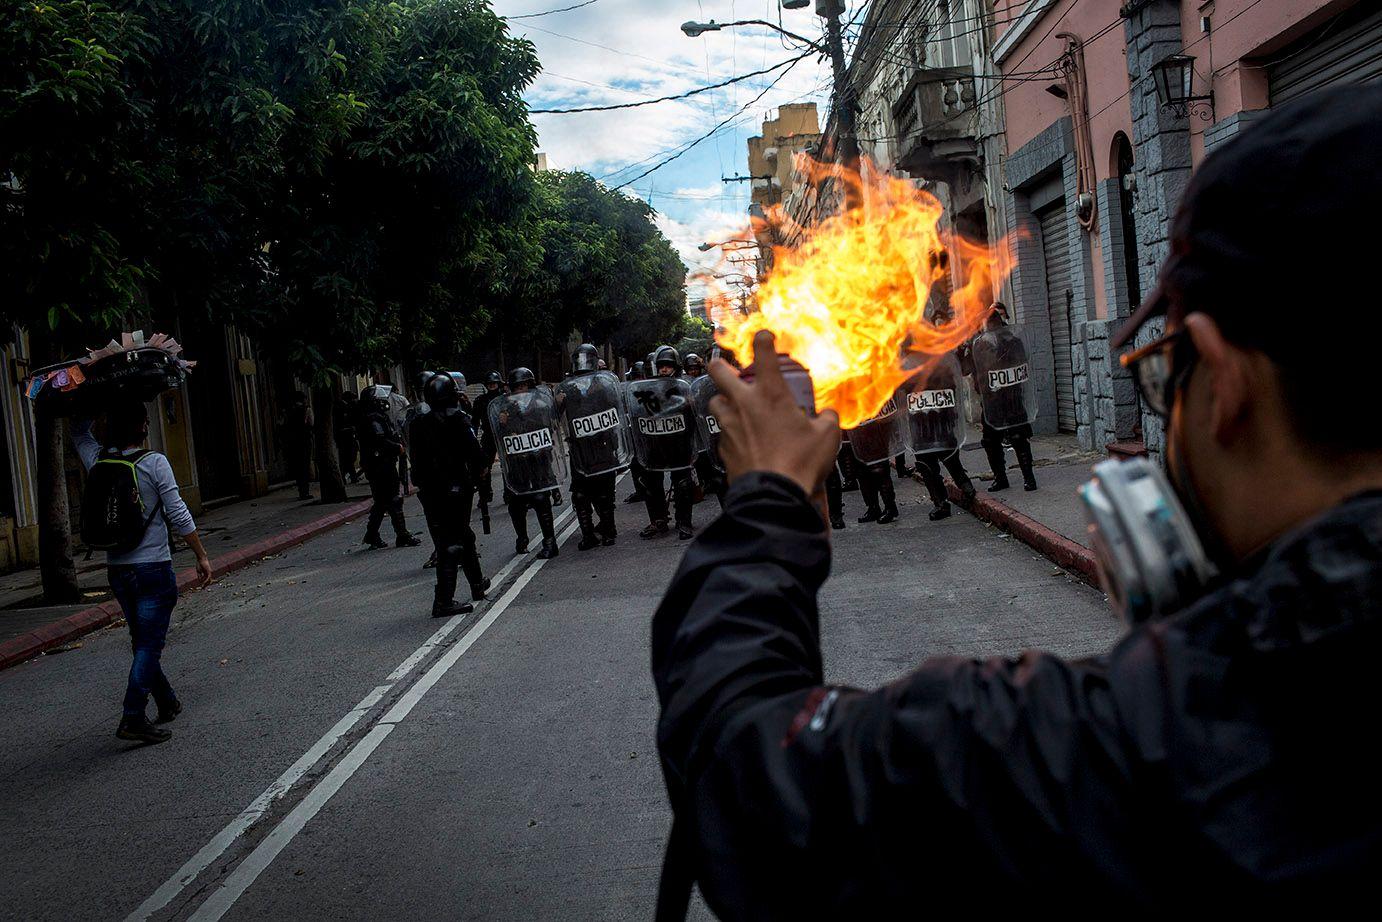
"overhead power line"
530,53,812,114
612,52,813,192
504,0,600,21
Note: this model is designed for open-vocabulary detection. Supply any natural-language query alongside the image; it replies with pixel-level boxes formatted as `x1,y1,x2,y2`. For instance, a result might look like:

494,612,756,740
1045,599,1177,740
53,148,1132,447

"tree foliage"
500,170,688,361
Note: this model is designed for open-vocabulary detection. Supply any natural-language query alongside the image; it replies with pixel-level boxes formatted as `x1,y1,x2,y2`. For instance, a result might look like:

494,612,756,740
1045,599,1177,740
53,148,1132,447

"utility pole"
818,2,859,179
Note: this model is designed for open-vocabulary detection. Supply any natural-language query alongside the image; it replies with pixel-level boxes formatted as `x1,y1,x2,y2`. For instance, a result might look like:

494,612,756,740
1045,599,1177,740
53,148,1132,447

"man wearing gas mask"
650,86,1382,919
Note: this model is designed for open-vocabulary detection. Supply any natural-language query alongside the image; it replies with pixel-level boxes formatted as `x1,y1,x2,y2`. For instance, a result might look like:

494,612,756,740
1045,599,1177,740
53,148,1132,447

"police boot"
877,475,900,525
460,549,489,601
929,501,953,521
510,504,529,554
363,532,388,551
575,501,600,552
1014,439,1038,491
391,510,420,547
431,561,472,619
948,461,978,504
857,482,881,523
984,441,1010,491
535,504,559,559
596,497,617,546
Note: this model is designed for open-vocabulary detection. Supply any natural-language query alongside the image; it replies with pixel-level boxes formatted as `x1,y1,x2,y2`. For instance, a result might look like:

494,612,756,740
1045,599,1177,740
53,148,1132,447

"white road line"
125,508,573,922
185,515,581,922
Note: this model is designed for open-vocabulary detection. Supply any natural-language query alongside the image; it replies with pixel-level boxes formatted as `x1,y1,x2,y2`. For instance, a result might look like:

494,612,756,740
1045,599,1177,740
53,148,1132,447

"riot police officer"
494,367,560,559
357,385,421,549
558,344,627,550
965,303,1038,492
409,374,490,617
900,351,979,520
472,370,505,500
683,353,725,508
624,361,649,504
640,346,697,540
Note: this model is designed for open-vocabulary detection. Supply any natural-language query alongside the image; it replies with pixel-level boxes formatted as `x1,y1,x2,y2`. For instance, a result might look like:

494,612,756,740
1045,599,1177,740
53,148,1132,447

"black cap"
1113,84,1382,349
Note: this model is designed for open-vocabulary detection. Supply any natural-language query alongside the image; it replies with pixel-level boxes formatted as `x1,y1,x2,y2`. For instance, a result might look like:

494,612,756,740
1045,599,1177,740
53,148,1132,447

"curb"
945,482,1101,588
0,498,373,672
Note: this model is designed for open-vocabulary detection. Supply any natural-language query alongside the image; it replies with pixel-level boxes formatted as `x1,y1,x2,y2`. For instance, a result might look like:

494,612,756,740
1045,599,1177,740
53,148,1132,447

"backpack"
80,449,163,554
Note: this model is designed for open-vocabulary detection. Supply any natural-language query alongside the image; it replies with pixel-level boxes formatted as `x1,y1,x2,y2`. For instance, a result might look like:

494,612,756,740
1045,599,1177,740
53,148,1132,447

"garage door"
1269,2,1382,105
1038,203,1076,432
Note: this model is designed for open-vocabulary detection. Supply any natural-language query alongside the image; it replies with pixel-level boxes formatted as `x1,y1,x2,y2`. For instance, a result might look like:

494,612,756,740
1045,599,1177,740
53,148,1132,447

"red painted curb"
0,498,373,672
946,482,1101,588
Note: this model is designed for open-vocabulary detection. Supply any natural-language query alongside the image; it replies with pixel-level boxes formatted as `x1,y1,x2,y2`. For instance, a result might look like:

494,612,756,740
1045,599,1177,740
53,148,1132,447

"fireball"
713,158,1010,429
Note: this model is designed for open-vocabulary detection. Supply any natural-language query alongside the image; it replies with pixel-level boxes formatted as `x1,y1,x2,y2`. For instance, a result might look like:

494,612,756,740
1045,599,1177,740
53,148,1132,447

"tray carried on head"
25,331,196,417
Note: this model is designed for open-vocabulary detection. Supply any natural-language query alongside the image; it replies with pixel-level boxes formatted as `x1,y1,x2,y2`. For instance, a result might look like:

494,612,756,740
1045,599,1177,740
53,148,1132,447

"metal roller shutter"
1038,203,1076,432
1269,2,1382,105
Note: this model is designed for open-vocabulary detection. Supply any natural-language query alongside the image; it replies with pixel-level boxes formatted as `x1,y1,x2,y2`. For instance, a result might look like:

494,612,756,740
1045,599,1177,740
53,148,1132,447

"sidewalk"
943,432,1105,586
0,484,376,662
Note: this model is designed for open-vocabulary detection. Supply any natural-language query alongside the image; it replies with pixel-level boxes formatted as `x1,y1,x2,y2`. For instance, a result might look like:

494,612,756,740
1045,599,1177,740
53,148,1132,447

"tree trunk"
312,385,348,503
28,324,81,603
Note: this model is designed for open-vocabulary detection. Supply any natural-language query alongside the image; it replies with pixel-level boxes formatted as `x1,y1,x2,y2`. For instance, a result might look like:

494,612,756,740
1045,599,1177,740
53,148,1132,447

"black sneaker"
432,600,474,619
878,508,899,525
155,699,183,725
395,534,422,548
928,503,952,521
471,578,491,601
601,534,617,547
117,716,171,745
577,532,600,551
515,538,529,554
857,509,880,524
1023,478,1039,492
536,540,559,560
677,524,695,541
364,535,388,550
987,479,1010,493
640,520,670,539
829,514,846,530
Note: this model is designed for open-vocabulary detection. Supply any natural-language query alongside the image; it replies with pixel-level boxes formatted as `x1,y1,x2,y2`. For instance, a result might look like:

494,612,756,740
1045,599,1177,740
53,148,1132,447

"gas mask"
1080,456,1218,624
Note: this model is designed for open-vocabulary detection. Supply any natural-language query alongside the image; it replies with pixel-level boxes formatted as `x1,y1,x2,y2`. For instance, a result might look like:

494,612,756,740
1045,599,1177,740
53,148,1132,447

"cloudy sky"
494,0,845,284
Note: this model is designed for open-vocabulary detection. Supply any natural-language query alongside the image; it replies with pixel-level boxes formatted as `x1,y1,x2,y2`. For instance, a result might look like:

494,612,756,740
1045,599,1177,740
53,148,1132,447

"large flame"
712,158,1011,429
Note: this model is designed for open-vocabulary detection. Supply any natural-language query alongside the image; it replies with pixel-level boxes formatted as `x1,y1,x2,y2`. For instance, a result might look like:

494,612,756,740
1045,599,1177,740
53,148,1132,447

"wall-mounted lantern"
1151,54,1214,120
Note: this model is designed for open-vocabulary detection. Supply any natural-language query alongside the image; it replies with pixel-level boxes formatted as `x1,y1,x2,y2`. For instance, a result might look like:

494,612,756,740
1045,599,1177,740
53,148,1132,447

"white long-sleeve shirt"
72,419,197,565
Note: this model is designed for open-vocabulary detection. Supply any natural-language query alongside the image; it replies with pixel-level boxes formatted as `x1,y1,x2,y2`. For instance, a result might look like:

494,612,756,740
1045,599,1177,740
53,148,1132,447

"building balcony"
889,66,980,179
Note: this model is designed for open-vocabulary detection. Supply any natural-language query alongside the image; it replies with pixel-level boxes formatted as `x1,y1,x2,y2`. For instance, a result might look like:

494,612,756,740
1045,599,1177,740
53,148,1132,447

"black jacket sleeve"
652,473,1142,918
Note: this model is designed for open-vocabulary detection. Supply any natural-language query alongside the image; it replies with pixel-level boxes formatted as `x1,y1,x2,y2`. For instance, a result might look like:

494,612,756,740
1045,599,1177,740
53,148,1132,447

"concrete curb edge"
0,498,373,672
945,482,1102,588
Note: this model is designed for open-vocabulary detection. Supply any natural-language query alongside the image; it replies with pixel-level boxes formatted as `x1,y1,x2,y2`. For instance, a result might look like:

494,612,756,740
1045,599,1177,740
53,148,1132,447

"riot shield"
900,352,969,455
971,325,1038,431
487,389,566,495
556,371,633,478
623,378,698,472
848,392,904,465
690,374,723,472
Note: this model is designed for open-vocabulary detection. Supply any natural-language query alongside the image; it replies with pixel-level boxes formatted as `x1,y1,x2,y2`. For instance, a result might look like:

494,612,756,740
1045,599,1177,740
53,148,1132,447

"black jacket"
408,408,485,496
357,406,403,468
652,474,1382,917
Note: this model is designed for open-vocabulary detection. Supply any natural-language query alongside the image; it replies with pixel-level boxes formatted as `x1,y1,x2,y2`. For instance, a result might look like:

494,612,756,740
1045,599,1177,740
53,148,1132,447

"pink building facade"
988,0,1380,454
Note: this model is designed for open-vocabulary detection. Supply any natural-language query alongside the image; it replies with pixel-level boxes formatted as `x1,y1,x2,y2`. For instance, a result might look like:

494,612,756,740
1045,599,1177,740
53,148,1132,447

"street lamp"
680,19,826,54
698,239,759,251
1151,53,1213,120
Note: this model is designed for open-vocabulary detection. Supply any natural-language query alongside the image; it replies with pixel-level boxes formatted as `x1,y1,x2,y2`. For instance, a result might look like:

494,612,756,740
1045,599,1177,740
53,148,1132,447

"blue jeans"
109,562,179,718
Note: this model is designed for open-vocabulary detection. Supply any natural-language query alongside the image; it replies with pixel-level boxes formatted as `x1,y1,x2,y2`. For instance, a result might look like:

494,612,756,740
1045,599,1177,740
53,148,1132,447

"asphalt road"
0,471,1123,921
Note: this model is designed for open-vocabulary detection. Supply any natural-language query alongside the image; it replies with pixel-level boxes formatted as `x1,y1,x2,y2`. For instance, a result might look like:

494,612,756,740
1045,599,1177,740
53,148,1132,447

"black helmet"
447,370,467,392
424,373,460,411
631,361,647,380
508,366,536,388
572,343,600,374
484,370,503,386
416,370,438,391
654,345,680,371
360,384,391,411
683,352,704,373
